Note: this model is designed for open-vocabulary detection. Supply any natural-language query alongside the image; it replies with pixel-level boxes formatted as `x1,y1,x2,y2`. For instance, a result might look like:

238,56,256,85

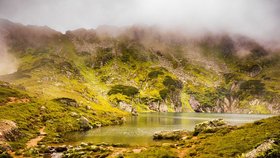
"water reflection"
63,112,274,145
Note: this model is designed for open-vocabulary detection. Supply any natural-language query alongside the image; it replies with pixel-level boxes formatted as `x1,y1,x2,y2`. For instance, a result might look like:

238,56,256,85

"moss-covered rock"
53,97,79,107
153,130,191,140
244,139,278,158
194,118,229,135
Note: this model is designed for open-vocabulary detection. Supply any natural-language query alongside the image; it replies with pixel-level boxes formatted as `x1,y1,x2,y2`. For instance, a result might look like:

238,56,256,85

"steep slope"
0,19,279,118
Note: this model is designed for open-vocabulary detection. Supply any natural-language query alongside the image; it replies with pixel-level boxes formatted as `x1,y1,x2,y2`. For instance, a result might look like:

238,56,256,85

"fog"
1,0,280,49
0,37,18,75
0,0,279,43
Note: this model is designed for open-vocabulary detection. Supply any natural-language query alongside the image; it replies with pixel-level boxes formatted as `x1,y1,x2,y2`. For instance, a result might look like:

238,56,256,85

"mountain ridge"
0,19,279,115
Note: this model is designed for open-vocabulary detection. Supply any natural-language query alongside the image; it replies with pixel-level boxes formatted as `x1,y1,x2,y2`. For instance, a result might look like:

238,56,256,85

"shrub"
239,80,265,95
148,70,164,79
53,97,79,107
251,46,268,57
93,47,114,68
163,76,183,89
118,41,147,62
223,73,237,84
108,85,139,97
159,89,169,100
109,94,130,104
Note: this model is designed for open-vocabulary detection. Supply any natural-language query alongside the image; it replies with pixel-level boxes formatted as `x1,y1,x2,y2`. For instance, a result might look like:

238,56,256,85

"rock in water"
194,118,228,135
153,130,190,140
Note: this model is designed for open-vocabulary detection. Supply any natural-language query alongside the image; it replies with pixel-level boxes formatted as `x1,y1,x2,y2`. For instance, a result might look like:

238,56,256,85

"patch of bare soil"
26,127,46,148
7,97,30,104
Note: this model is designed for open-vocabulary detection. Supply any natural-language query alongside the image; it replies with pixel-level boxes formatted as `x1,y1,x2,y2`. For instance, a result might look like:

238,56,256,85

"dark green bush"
148,70,164,79
92,47,114,68
159,89,169,99
219,36,235,57
59,61,80,75
118,41,147,62
251,46,268,57
163,76,183,89
108,85,139,97
223,73,237,84
239,80,265,95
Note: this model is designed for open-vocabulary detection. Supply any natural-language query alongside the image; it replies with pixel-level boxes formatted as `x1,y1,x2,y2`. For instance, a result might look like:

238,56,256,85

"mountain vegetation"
0,19,279,157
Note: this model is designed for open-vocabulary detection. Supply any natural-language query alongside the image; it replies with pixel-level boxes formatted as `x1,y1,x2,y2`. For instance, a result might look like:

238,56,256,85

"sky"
0,0,280,42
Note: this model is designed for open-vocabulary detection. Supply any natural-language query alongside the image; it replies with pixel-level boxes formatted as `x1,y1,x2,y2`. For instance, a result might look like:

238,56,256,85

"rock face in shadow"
119,102,138,116
148,102,168,112
0,120,21,141
189,95,203,112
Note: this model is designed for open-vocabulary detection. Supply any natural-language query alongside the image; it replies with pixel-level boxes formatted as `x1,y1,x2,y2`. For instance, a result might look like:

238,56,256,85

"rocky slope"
0,19,280,115
0,19,279,157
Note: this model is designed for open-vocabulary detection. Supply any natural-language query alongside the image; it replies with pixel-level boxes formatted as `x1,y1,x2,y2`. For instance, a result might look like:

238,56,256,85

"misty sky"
0,0,280,43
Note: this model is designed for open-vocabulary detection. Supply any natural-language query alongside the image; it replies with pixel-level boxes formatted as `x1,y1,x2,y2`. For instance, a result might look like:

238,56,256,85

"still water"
64,112,274,145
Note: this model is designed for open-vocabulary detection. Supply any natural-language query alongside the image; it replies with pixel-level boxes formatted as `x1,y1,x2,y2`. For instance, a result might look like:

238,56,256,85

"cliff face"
0,19,280,114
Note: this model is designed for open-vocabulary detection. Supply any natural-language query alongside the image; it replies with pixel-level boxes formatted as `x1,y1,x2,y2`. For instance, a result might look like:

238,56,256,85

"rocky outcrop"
247,64,262,77
189,95,214,113
54,98,79,107
119,102,138,116
244,139,278,158
194,119,230,135
189,95,204,112
153,130,191,140
148,101,168,112
23,142,123,158
249,99,280,114
216,96,239,113
170,92,182,112
153,119,231,140
0,120,21,141
0,142,12,158
189,82,245,113
79,116,93,130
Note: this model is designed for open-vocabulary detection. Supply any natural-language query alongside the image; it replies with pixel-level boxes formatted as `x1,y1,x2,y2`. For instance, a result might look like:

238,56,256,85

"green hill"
0,19,279,150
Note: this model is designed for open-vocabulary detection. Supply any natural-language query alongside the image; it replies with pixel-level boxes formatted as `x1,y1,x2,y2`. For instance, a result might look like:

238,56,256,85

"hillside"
1,19,279,115
0,18,279,157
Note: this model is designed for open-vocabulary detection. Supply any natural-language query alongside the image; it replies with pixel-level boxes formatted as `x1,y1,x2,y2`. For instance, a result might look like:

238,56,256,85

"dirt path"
7,127,46,157
26,127,46,148
177,147,190,158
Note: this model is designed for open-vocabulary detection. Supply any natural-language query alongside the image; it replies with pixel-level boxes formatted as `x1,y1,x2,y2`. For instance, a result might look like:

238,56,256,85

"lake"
63,112,274,145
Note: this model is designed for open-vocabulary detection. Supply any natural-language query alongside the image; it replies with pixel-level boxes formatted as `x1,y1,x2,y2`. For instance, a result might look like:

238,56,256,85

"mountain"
1,19,279,114
0,19,280,148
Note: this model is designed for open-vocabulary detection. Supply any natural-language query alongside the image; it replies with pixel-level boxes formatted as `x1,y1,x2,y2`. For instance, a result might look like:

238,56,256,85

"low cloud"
0,37,18,75
0,0,279,47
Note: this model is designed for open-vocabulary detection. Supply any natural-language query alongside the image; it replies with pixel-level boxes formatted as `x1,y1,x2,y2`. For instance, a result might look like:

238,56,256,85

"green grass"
0,82,127,149
0,102,42,149
184,115,280,158
0,86,27,104
125,147,177,158
124,116,280,158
